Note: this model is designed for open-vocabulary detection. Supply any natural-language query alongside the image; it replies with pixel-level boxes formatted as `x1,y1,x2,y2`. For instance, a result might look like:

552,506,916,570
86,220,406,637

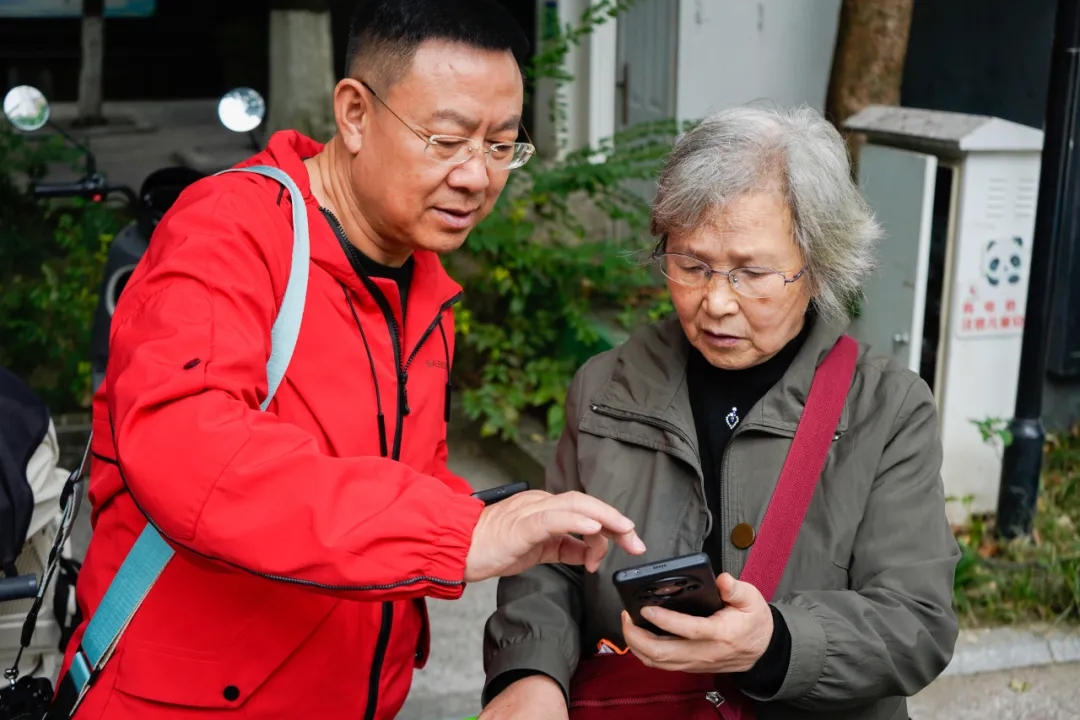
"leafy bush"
448,1,684,440
0,123,128,411
952,424,1080,626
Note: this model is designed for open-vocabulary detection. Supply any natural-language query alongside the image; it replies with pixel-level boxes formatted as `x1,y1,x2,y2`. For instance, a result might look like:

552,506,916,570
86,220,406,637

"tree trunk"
76,0,106,126
826,0,915,168
266,0,336,142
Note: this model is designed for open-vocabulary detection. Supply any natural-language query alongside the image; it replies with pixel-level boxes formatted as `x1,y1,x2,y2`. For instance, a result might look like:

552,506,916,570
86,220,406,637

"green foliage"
970,416,1014,450
451,122,681,440
449,1,685,441
0,123,128,410
952,423,1080,626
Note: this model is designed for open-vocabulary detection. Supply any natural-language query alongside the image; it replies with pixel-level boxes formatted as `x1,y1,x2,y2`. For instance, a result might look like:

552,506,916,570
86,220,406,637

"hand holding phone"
612,552,724,636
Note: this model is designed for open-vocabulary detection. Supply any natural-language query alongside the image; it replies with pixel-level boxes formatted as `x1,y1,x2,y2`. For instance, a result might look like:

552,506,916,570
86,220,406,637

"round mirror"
217,87,265,133
3,85,51,132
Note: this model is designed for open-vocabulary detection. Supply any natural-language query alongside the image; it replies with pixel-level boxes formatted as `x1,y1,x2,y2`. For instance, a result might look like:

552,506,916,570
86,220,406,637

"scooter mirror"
217,87,265,133
3,85,51,132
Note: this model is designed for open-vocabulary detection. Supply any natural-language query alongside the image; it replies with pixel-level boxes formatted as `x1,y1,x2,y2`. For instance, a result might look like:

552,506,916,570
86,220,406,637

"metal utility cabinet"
844,105,1044,524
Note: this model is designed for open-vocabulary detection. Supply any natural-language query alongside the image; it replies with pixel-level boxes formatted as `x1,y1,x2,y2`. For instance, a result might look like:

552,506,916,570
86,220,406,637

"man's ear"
334,78,369,154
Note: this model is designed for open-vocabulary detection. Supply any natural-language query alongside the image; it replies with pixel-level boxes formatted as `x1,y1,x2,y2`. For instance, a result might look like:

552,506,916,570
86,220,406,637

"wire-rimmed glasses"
653,251,806,299
360,80,535,170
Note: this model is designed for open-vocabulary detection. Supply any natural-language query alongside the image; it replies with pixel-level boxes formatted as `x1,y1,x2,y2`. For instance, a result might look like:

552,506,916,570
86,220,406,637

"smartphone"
612,552,724,636
470,481,530,506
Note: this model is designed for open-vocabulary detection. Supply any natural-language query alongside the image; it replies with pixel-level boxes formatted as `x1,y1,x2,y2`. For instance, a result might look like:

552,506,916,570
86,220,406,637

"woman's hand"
478,674,569,720
622,572,774,674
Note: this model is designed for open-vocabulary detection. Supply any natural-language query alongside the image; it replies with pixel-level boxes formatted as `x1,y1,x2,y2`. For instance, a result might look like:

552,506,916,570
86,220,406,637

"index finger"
604,528,646,556
545,491,636,535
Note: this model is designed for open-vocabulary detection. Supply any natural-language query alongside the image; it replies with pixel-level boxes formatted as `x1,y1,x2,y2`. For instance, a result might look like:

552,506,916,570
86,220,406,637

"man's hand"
478,674,568,720
622,572,773,674
464,490,645,582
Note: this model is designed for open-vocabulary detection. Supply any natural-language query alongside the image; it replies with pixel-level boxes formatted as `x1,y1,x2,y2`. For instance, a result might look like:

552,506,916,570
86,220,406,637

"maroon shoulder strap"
738,334,859,603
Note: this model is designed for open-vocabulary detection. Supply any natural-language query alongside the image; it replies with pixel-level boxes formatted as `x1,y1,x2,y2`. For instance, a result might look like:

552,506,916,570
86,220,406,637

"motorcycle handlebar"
0,574,39,602
32,180,137,206
32,180,100,199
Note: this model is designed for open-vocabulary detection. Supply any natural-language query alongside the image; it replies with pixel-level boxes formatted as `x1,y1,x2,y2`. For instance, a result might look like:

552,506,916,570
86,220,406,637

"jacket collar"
588,309,852,450
246,131,463,331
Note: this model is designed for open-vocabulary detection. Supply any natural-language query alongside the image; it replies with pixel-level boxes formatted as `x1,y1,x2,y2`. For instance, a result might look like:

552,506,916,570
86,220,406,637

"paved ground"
909,661,1080,719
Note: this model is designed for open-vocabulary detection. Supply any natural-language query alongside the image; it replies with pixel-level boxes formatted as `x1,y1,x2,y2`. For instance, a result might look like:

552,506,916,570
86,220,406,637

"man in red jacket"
56,1,645,717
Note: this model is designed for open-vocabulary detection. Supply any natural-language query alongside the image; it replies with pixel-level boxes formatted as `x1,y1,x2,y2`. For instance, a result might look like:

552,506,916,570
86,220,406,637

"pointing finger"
522,508,601,546
550,492,636,536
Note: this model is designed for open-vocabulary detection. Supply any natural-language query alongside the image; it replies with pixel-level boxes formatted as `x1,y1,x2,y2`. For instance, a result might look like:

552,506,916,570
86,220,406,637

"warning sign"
957,287,1025,338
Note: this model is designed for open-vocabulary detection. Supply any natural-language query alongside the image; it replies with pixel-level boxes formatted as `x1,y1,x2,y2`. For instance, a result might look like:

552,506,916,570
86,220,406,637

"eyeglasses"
360,81,535,170
653,251,807,299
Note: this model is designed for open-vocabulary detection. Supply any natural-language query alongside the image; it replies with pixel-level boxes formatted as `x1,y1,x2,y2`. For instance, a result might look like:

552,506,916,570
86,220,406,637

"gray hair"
650,104,881,323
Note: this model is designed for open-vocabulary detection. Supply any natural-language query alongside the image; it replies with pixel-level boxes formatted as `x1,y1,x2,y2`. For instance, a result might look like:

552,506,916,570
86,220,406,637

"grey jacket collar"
583,312,852,462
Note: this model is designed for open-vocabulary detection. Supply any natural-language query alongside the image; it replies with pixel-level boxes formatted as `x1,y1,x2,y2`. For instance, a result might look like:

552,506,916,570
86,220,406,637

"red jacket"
61,131,485,718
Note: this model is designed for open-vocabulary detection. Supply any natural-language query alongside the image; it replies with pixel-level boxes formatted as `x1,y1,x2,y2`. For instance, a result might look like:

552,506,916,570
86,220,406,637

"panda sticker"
957,236,1029,338
982,236,1025,288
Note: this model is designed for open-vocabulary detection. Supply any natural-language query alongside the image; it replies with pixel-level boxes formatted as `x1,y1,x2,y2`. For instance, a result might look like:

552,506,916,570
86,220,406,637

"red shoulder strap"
738,334,859,603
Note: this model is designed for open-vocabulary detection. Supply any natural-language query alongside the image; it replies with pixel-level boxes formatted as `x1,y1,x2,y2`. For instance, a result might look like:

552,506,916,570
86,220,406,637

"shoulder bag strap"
738,334,859,603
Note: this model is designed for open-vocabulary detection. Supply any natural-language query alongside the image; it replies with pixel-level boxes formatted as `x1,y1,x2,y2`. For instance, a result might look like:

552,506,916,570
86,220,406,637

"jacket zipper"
323,209,462,719
404,296,462,376
363,602,395,720
588,404,697,449
323,211,462,450
719,423,751,577
570,689,724,710
324,211,408,457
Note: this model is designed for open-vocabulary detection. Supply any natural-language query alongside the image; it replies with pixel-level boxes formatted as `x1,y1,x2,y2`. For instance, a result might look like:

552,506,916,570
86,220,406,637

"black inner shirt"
686,312,813,568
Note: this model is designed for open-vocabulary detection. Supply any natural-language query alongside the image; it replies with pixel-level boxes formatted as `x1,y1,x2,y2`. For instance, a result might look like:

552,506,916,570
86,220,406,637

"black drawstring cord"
341,282,388,458
437,320,451,423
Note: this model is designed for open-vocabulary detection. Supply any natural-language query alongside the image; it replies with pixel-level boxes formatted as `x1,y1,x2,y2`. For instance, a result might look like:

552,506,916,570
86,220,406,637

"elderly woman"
479,104,960,720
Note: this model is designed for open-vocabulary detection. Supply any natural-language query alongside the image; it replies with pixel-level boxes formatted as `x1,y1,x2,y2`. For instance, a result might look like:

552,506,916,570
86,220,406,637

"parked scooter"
1,85,267,393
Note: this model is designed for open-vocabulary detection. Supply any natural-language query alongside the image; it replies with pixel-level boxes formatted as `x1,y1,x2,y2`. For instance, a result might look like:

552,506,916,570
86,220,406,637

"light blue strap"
69,164,309,703
219,165,311,410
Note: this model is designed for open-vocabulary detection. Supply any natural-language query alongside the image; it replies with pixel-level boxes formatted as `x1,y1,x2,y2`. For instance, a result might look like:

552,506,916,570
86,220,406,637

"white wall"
539,0,841,154
675,0,842,122
533,0,617,159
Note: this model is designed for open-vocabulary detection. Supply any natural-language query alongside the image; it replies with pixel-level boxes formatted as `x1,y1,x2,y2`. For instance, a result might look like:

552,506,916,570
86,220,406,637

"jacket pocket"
113,589,338,708
114,641,239,709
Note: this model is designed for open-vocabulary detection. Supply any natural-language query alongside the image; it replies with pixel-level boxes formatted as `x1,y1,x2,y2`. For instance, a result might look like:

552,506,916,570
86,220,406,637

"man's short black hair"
345,0,530,88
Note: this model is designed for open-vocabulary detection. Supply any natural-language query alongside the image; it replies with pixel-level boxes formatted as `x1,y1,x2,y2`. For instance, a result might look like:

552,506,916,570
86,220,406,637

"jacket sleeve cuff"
423,492,484,599
483,641,574,707
748,602,827,702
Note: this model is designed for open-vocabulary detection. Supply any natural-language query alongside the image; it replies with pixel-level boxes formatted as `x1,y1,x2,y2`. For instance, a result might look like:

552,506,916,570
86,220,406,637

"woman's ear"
334,78,369,154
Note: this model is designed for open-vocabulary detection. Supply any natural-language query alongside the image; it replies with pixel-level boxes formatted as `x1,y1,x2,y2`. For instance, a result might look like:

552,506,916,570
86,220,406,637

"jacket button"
223,686,240,702
731,523,756,549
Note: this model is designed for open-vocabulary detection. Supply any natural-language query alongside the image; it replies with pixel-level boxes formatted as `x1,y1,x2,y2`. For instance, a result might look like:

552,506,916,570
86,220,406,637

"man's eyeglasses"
360,81,535,171
653,250,807,299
